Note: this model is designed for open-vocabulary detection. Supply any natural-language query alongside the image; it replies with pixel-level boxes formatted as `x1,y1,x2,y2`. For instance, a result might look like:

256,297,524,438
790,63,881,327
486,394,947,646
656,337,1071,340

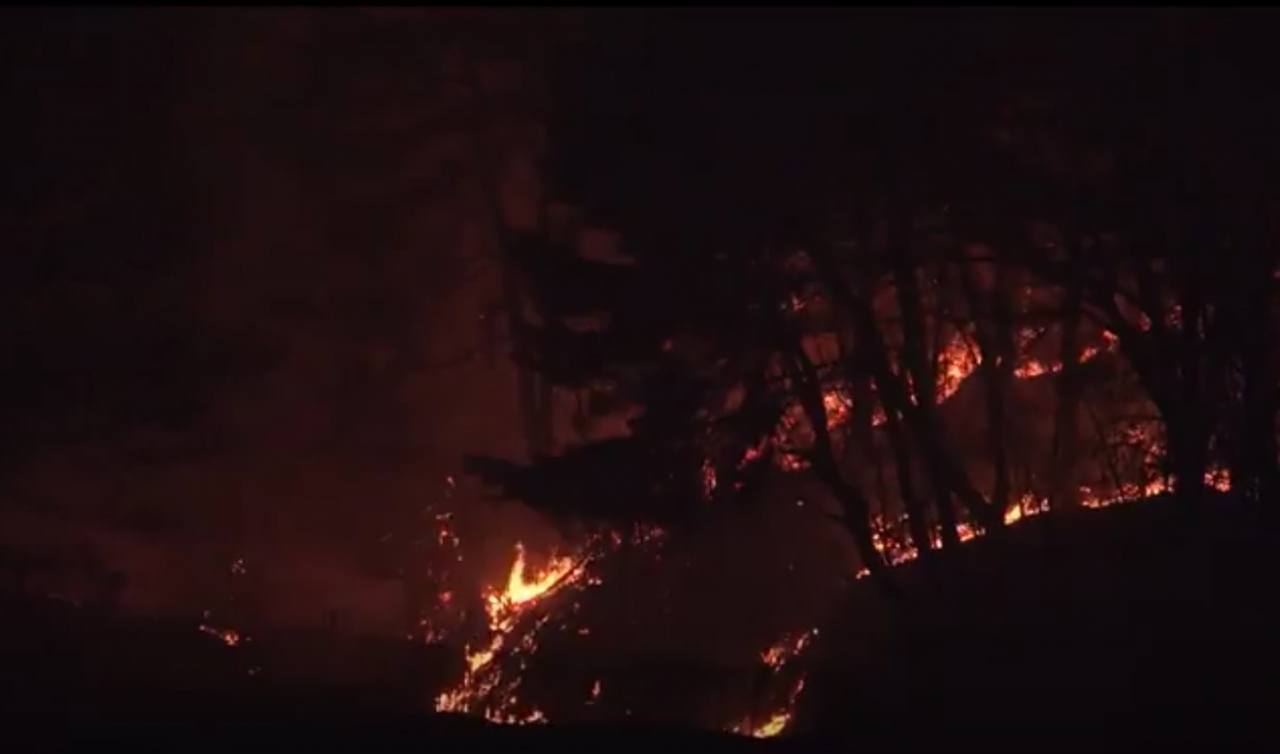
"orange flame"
730,629,817,738
435,541,595,724
426,305,1211,737
199,624,244,648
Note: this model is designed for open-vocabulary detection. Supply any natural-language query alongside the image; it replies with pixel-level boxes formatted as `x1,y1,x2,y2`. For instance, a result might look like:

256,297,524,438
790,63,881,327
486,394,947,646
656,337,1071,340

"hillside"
4,494,1278,751
805,492,1280,747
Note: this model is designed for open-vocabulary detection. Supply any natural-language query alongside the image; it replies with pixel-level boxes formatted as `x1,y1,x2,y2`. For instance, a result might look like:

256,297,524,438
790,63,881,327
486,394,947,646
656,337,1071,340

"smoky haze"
3,8,534,631
0,9,838,663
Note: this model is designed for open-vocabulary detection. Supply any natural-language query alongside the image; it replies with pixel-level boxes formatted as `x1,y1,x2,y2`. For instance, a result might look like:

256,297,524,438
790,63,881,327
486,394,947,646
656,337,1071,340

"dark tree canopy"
468,10,1280,575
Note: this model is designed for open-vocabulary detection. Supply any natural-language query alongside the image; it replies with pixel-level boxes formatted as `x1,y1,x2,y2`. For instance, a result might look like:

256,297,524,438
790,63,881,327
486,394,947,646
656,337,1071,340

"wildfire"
690,320,1197,737
426,312,1221,739
849,467,1234,581
730,629,817,738
768,325,1112,472
420,504,679,728
434,541,595,723
199,623,244,648
935,330,981,401
196,560,251,649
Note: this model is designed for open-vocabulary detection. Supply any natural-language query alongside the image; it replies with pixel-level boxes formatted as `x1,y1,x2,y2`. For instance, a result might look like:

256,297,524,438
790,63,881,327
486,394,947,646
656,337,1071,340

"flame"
730,629,817,738
422,305,1218,737
766,325,1109,472
199,624,244,648
421,513,669,726
434,541,594,723
821,387,854,425
197,561,251,649
935,330,981,401
701,458,718,498
494,543,585,612
724,308,1224,738
852,466,1232,578
724,460,1231,739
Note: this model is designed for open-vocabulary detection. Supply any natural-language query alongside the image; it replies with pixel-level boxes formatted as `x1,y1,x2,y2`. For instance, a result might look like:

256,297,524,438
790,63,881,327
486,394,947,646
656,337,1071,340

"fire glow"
434,541,595,724
423,319,1228,739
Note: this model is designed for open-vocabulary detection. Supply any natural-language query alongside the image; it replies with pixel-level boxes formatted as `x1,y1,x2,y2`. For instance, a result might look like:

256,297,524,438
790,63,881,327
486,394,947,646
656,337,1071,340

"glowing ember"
821,386,854,425
936,330,981,401
199,623,244,648
425,293,1220,737
199,561,249,650
851,465,1233,580
701,458,718,498
729,629,817,738
434,540,597,723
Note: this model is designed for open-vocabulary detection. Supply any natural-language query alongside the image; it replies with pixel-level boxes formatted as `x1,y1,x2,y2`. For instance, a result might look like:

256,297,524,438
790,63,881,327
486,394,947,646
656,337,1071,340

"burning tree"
964,14,1280,508
465,220,917,573
460,226,862,735
463,13,1223,595
447,9,1272,737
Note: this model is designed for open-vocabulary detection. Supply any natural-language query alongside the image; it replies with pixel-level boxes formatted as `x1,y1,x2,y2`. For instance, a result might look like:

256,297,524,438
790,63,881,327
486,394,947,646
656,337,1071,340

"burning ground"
367,306,1234,738
98,268,1227,739
2,10,1276,747
0,249,1263,741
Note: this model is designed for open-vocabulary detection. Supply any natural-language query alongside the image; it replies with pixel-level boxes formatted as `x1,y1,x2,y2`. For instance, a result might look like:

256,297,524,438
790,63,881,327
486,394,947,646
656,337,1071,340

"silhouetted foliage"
465,11,1280,585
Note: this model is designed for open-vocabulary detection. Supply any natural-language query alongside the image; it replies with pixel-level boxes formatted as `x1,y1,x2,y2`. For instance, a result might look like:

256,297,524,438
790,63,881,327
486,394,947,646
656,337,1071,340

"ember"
432,534,614,723
199,623,244,648
6,11,1273,750
426,310,1235,739
730,629,818,738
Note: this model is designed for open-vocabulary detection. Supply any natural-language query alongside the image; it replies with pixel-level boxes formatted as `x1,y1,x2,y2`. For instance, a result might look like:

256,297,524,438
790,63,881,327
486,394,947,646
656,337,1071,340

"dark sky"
0,10,600,628
553,11,1008,247
5,8,1269,469
2,10,189,451
548,9,1279,247
2,7,1278,638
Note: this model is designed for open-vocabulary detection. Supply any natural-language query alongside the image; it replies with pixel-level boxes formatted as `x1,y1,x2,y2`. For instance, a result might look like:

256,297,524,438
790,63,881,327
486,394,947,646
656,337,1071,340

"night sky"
4,10,1280,746
0,9,848,647
2,5,1279,666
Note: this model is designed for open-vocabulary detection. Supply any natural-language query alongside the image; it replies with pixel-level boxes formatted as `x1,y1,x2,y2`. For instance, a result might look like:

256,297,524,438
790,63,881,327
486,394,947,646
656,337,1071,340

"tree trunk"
847,346,933,558
989,276,1017,518
820,459,890,580
1168,413,1211,505
787,343,892,581
501,246,553,458
885,404,935,556
1049,283,1084,511
1173,281,1210,506
810,245,973,543
891,252,998,534
1094,281,1209,507
959,264,1014,522
467,60,554,460
1233,246,1278,503
1240,346,1279,503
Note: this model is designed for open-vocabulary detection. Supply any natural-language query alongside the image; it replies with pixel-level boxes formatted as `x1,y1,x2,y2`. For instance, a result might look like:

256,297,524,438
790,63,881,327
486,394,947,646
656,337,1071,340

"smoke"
0,11,538,627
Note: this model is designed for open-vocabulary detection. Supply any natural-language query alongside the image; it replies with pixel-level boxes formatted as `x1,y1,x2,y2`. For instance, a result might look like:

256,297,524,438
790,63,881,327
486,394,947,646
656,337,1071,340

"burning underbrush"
404,320,1237,738
432,536,606,724
81,318,1229,740
406,468,1229,739
406,464,1229,738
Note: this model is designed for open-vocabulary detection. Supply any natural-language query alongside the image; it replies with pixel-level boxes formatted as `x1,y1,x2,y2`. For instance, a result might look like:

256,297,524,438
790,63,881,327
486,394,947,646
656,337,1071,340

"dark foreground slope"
4,493,1279,751
805,492,1280,749
8,679,779,753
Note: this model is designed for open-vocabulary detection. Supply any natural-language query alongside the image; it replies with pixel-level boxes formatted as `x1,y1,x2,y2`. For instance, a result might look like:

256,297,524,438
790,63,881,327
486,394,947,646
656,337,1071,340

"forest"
467,10,1278,578
2,8,1278,748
